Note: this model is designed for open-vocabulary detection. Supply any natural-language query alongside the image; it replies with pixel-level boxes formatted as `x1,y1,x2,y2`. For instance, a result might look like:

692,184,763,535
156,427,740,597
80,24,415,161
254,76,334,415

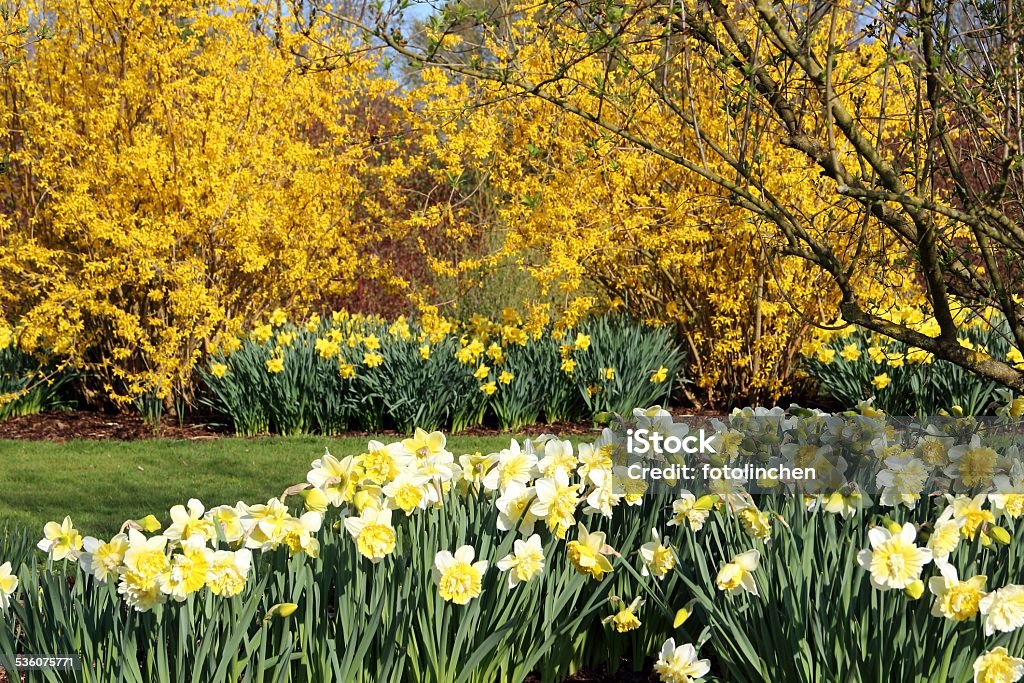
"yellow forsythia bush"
411,14,923,405
0,0,452,404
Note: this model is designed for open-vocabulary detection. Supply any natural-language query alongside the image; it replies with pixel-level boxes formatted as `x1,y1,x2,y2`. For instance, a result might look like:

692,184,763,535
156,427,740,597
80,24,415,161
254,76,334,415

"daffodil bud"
673,599,697,628
694,495,718,511
991,525,1012,546
884,519,902,535
265,602,299,623
303,487,329,513
904,580,925,600
136,515,162,533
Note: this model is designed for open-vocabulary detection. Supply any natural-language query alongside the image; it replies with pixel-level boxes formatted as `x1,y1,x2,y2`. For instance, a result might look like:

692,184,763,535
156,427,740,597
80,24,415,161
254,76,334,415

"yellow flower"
496,533,545,588
165,498,216,542
363,334,381,351
37,516,83,561
856,523,932,590
973,647,1024,683
269,308,288,327
573,333,591,351
604,597,642,633
531,470,581,538
561,358,576,374
738,506,772,541
480,381,497,396
434,545,488,604
276,331,295,347
266,602,299,621
80,534,129,583
602,367,615,380
252,324,273,344
474,364,490,380
929,565,985,621
872,373,891,390
839,343,861,362
816,347,836,363
980,585,1024,636
266,356,285,374
654,639,711,683
0,561,19,611
363,352,383,368
1009,347,1024,367
904,579,925,600
344,507,397,562
303,487,330,513
566,523,615,581
950,494,996,542
209,362,228,378
650,366,668,383
716,549,760,595
419,344,431,360
206,549,251,598
135,514,162,533
315,338,340,360
338,363,356,379
639,528,676,579
867,346,886,363
498,370,514,385
160,536,209,601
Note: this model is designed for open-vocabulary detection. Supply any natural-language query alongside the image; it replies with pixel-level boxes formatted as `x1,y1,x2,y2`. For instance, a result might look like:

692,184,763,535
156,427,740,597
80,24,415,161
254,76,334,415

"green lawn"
0,435,515,538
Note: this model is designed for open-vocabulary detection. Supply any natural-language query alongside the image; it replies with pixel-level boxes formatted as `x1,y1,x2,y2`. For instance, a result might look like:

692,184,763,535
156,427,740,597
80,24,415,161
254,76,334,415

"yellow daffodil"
981,585,1024,636
344,507,397,562
566,523,615,581
496,533,545,588
857,523,932,591
0,561,18,611
716,549,760,595
974,647,1024,683
654,638,710,683
434,545,487,604
639,528,676,579
929,564,985,621
37,516,83,561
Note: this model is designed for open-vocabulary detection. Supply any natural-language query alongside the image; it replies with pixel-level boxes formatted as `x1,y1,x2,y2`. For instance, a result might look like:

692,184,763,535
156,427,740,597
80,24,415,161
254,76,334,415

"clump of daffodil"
0,561,18,611
496,534,545,588
344,507,397,562
434,545,488,605
639,528,676,579
716,549,760,596
653,638,711,683
929,565,986,621
973,647,1024,683
603,596,642,633
566,523,615,581
37,516,83,561
980,584,1024,636
857,523,932,591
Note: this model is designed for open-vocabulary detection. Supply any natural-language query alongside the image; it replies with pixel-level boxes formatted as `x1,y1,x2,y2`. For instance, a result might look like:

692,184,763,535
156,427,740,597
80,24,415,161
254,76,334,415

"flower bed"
3,404,1024,682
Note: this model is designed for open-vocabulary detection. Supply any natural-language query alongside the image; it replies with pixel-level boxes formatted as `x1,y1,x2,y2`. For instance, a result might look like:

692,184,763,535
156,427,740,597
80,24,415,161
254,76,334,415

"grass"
0,435,516,538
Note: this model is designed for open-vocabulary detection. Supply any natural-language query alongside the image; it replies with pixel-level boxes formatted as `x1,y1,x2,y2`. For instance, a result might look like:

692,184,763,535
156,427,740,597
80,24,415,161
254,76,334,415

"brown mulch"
0,410,227,442
0,409,612,442
0,405,737,443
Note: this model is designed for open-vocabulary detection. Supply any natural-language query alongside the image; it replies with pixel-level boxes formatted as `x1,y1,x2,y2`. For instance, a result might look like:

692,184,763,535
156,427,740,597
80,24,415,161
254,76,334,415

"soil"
0,409,615,442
